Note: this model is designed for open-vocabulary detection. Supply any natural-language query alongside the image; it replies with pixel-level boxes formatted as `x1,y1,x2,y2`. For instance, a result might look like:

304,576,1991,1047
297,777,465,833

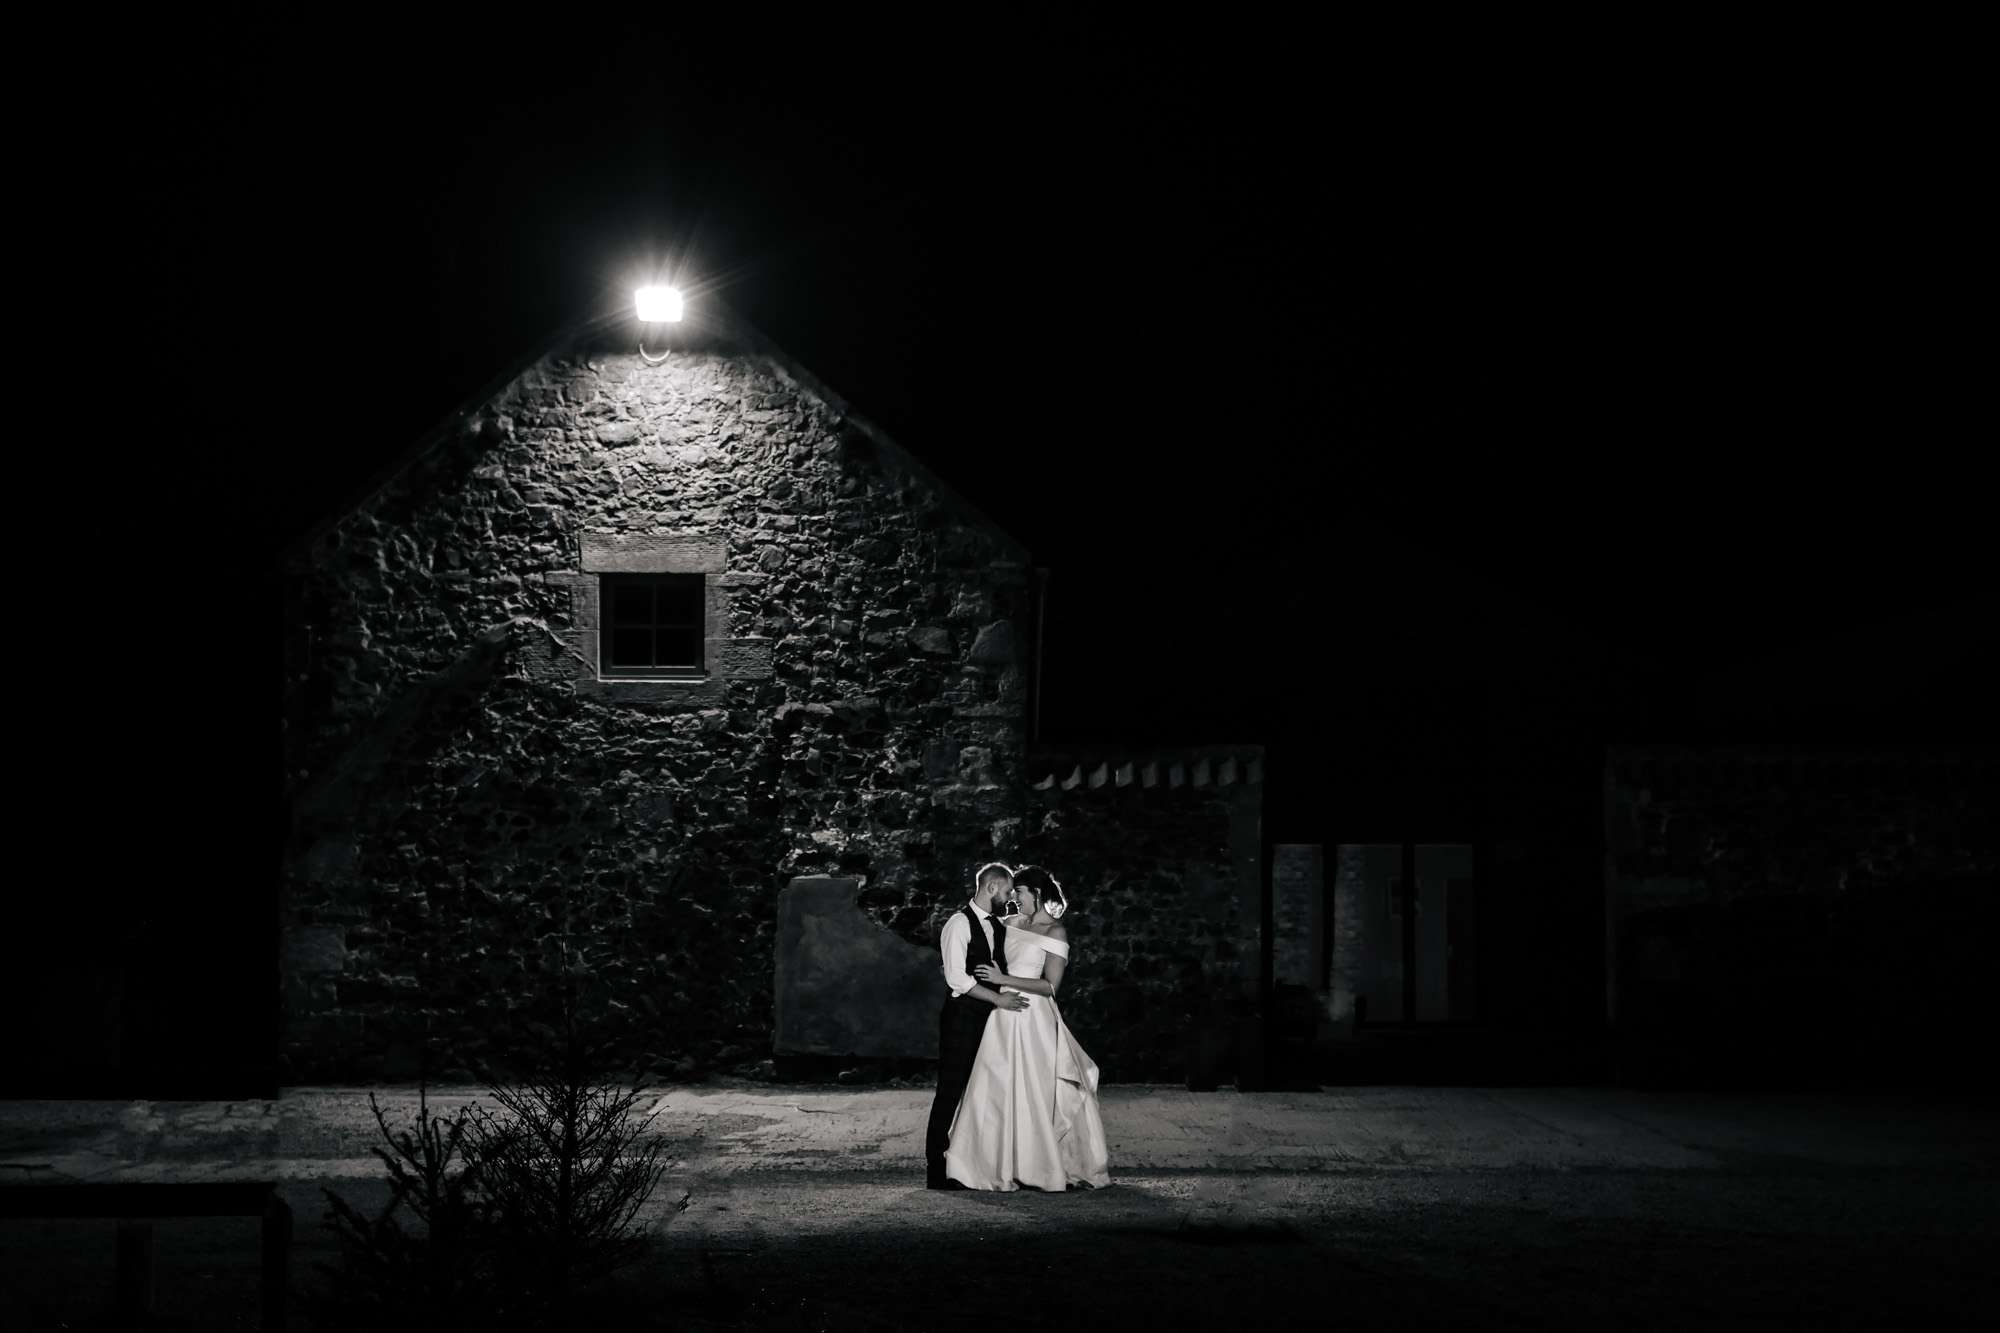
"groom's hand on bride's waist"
963,982,1030,1011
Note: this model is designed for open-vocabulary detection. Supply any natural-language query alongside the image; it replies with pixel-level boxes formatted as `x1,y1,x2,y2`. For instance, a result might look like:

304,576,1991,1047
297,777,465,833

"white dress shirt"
939,898,999,998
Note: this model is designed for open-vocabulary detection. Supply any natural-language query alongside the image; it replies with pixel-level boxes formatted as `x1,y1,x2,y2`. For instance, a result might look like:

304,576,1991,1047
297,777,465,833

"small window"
600,573,705,678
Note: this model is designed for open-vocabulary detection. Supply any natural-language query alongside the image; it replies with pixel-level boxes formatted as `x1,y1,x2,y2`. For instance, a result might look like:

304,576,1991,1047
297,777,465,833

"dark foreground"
5,1163,1995,1330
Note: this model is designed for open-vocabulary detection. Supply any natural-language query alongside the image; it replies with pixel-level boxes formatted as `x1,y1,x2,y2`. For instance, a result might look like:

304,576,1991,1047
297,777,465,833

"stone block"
967,620,1019,666
579,532,727,573
1272,844,1325,990
952,700,1025,721
285,926,348,975
517,634,569,681
949,587,994,622
827,695,884,730
907,626,953,656
717,637,773,679
774,701,836,731
956,745,1004,790
577,675,728,704
924,739,962,782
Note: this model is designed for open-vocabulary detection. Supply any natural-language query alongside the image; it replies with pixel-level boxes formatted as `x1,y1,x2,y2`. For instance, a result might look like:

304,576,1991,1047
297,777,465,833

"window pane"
656,628,701,668
610,582,654,626
609,627,653,667
657,577,703,626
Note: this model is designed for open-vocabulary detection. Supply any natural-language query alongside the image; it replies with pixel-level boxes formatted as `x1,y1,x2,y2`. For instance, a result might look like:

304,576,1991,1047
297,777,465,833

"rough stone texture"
906,626,953,657
578,532,727,573
278,321,1035,1084
967,620,1019,666
1010,747,1264,1082
1272,844,1325,991
1605,746,1999,1081
774,876,939,1058
715,637,774,679
1329,843,1406,1023
283,926,349,1006
1328,844,1371,1032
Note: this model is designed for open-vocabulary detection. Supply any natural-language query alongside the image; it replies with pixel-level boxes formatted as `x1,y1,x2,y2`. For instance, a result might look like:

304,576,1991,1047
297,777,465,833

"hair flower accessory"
1006,864,1070,918
1043,869,1068,918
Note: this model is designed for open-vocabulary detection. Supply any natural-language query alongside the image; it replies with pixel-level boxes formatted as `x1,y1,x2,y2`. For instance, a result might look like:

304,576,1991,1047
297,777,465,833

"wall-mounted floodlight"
636,285,683,322
637,285,684,364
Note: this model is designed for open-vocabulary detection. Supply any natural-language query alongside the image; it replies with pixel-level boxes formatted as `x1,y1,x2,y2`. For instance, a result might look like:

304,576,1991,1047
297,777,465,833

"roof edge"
703,296,1031,564
278,307,617,570
278,298,1032,571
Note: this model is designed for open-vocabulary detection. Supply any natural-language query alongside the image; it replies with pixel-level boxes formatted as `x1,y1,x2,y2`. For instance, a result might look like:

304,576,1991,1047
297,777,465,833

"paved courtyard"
4,1084,1996,1329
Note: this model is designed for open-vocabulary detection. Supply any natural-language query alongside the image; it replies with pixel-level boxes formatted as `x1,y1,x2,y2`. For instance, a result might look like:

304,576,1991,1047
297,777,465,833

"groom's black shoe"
927,1178,969,1191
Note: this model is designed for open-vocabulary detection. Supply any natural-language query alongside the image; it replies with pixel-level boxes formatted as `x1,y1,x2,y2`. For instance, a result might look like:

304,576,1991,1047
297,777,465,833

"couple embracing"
925,862,1113,1192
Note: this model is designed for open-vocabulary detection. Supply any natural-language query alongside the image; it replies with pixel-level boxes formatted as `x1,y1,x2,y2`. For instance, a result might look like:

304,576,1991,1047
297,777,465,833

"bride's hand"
973,963,1003,984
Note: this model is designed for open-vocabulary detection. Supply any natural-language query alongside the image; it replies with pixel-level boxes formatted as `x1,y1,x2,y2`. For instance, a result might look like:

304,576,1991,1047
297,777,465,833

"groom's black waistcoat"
928,903,1009,1173
949,904,1006,1001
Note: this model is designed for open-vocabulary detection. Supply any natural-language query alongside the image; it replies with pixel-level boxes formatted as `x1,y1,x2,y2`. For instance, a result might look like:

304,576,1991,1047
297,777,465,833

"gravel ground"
5,1086,1993,1329
5,1160,1994,1330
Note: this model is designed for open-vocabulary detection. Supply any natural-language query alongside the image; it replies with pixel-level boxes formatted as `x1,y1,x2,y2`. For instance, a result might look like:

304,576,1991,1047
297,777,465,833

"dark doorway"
1337,844,1478,1027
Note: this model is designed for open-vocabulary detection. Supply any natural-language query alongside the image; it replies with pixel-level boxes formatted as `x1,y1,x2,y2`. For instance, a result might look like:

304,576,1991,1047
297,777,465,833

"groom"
926,861,1031,1189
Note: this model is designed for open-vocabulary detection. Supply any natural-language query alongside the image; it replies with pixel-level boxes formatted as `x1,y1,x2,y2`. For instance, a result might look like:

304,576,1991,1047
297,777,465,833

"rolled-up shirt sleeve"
940,912,976,998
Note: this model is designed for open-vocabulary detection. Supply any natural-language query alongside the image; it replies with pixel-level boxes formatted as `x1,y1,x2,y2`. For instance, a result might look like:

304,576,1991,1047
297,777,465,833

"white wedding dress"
944,927,1113,1191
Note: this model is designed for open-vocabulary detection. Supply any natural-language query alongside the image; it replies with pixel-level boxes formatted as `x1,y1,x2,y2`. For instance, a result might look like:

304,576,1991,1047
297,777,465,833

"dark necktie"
990,917,1008,975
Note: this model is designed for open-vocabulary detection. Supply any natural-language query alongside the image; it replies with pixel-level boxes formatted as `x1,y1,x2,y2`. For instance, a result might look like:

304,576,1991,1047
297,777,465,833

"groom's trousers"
926,996,991,1179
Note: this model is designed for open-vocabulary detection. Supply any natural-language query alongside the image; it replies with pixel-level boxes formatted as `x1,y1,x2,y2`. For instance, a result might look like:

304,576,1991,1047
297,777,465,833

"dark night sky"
120,22,1992,791
9,20,1990,1077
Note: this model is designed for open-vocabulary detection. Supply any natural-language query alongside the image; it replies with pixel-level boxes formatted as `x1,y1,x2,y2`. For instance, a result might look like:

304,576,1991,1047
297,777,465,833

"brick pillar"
1229,792,1264,1007
1272,844,1325,990
1329,845,1370,1034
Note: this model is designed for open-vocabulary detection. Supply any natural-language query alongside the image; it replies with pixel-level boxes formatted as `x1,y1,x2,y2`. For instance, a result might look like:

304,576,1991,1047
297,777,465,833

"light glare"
636,285,684,322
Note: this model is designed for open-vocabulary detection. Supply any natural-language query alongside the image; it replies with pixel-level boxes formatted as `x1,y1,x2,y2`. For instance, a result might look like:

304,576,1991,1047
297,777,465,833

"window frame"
548,532,773,705
598,572,707,679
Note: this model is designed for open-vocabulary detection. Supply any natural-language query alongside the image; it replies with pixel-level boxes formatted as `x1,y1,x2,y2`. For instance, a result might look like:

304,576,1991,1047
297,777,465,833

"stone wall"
774,876,940,1060
279,315,1034,1083
1605,745,1999,1084
1271,844,1324,990
1008,747,1264,1083
1329,843,1395,1029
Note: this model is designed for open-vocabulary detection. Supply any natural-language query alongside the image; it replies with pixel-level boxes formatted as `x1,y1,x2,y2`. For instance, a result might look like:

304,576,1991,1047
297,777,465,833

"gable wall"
279,325,1032,1082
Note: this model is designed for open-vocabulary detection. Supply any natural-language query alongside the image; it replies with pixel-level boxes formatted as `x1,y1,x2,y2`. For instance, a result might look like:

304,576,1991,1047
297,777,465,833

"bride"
944,865,1113,1191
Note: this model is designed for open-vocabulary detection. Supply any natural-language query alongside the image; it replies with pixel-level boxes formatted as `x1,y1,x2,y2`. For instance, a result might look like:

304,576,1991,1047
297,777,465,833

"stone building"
279,305,1266,1085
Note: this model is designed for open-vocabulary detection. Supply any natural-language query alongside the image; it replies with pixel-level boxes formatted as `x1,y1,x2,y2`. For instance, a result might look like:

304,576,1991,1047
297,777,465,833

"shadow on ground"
6,1163,1995,1331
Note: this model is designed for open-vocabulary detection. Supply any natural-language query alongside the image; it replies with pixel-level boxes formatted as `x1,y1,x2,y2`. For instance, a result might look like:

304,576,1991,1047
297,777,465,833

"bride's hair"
1009,865,1067,919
